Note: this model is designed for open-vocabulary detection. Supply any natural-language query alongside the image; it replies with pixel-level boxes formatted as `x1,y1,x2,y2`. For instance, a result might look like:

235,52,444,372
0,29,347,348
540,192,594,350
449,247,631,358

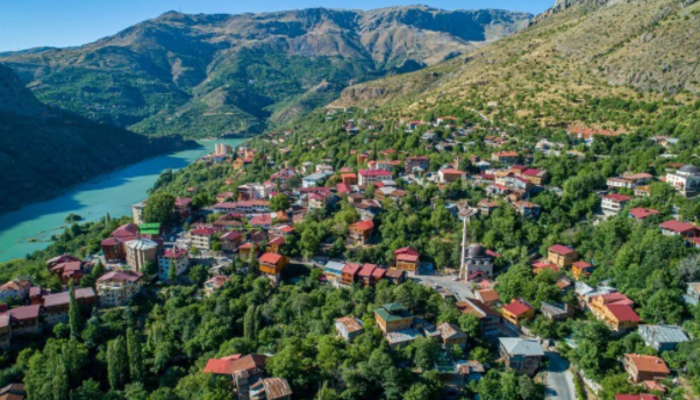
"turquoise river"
0,139,244,263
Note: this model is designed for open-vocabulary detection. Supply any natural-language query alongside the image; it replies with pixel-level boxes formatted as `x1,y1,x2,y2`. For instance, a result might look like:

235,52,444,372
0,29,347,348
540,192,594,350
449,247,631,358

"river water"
0,138,244,263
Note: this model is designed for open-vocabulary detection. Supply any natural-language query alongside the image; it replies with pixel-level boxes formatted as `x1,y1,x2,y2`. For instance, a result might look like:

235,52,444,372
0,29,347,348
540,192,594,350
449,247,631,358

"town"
1,107,698,400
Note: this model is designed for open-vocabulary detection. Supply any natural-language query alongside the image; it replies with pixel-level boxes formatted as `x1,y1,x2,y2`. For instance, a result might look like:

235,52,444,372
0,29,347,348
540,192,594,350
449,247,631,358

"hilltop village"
0,105,700,400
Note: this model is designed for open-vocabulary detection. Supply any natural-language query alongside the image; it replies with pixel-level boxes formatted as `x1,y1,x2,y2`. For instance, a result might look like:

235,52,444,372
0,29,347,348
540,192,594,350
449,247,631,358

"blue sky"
0,0,553,52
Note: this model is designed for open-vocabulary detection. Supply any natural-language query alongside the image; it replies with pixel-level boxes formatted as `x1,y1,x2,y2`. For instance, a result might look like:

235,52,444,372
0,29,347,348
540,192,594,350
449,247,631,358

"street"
411,273,475,301
545,352,576,400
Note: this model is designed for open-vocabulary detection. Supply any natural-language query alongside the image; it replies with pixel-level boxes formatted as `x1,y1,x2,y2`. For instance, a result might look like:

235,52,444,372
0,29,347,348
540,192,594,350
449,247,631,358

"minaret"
460,214,468,280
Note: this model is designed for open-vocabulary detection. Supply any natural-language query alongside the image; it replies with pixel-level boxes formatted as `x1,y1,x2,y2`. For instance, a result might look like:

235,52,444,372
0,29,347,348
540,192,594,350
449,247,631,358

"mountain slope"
332,0,700,115
0,6,531,137
0,64,191,213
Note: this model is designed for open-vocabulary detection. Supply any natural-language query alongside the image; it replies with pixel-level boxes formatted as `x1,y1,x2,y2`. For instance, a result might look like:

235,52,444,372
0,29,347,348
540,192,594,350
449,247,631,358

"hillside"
332,0,700,122
0,63,192,213
0,6,531,137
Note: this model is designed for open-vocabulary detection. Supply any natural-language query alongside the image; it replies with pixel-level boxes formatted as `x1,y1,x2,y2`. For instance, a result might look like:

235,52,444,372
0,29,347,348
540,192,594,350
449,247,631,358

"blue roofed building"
637,324,689,352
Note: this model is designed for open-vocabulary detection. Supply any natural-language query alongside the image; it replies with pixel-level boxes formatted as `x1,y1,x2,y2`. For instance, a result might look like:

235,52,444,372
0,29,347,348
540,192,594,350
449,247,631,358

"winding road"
545,352,577,400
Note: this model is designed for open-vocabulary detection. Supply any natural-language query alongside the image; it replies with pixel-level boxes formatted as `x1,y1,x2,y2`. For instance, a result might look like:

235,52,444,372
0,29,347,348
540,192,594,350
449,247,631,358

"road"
412,273,475,301
545,352,576,400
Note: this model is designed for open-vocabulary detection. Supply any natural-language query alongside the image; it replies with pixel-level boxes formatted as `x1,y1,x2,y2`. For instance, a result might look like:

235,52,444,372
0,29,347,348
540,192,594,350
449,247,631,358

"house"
602,194,632,215
258,253,288,285
358,169,392,186
349,220,374,246
0,279,31,303
96,271,144,307
614,395,660,400
0,383,26,400
665,164,700,197
203,354,242,376
521,168,549,185
477,199,499,216
302,172,331,188
43,288,97,325
438,169,465,184
221,230,244,252
499,338,545,376
357,263,377,287
250,377,292,400
659,220,697,238
204,275,230,297
635,186,652,197
463,244,493,280
385,328,423,348
475,288,500,307
547,244,578,269
629,208,661,221
335,316,364,342
250,214,273,229
211,200,270,215
436,322,467,349
228,354,268,400
384,269,406,285
101,223,140,262
589,293,640,332
532,261,560,275
637,324,689,352
686,282,700,305
266,237,285,254
374,303,413,334
1,305,42,335
456,299,500,336
513,201,541,219
394,247,420,272
540,302,572,321
624,354,670,383
405,156,430,173
188,227,218,250
49,261,86,284
341,173,358,186
340,263,361,286
323,260,346,284
491,151,519,165
571,261,594,280
157,248,189,281
501,299,535,327
125,239,159,273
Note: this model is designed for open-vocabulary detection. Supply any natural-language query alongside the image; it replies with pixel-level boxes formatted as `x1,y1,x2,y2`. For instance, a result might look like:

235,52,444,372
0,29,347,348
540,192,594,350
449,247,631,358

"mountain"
0,6,532,137
332,0,700,114
0,63,192,213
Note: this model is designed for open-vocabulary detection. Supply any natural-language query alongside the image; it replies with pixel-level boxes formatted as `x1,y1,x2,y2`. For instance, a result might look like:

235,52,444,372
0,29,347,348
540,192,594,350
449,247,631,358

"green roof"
384,302,406,312
139,223,161,235
374,303,412,322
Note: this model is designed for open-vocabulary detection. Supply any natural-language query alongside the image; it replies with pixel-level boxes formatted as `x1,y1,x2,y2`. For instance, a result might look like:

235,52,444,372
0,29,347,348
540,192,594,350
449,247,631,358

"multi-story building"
125,239,159,273
96,270,144,307
188,227,218,250
349,220,374,246
340,263,361,286
438,169,465,184
637,324,689,352
456,299,500,336
358,169,392,186
499,338,545,376
43,288,97,325
589,293,640,332
157,248,189,281
665,164,700,197
602,194,632,215
501,299,535,327
258,253,288,285
394,247,420,272
405,156,430,173
374,303,414,334
624,354,670,383
0,279,31,303
547,244,578,269
513,201,541,219
131,201,146,225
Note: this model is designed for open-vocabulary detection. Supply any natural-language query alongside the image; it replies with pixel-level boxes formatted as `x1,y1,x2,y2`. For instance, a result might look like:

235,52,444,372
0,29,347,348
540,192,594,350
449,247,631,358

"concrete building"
131,201,146,225
666,164,700,197
463,244,493,281
96,270,144,307
125,239,159,273
157,248,189,281
499,338,545,376
637,324,689,352
374,303,413,334
43,288,97,325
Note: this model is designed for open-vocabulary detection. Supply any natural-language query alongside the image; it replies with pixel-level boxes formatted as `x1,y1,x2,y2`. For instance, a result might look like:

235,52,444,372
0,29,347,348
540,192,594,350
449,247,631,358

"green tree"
127,328,145,382
68,280,81,338
243,305,258,343
143,192,175,225
270,194,291,212
143,261,158,278
107,336,129,390
70,379,102,400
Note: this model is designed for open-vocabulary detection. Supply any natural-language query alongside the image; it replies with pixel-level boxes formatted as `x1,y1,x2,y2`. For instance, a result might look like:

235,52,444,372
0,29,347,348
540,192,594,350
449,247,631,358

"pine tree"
244,305,257,342
91,261,105,279
127,327,145,382
68,280,80,337
52,357,70,400
107,336,129,390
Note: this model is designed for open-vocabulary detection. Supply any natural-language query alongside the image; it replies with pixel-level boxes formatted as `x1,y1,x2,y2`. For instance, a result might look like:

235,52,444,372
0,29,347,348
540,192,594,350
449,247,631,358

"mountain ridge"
0,6,532,137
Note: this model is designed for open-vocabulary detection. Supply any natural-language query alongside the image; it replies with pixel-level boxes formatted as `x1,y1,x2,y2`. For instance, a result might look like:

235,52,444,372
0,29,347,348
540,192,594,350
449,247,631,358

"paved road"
412,273,475,301
545,352,576,400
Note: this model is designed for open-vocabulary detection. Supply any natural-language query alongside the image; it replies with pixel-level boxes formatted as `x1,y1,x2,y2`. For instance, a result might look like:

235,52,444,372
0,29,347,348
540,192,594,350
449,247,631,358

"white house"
666,165,700,197
157,247,189,281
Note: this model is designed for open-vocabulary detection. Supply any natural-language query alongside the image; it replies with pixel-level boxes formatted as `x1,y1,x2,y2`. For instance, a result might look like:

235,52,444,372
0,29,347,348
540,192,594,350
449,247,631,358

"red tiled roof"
572,261,593,269
624,354,669,374
342,263,362,275
259,253,283,265
603,194,632,202
203,354,243,375
358,263,377,277
502,300,533,316
397,253,419,263
615,395,660,400
191,227,218,236
606,304,640,322
3,305,41,321
162,247,188,259
350,220,374,231
221,231,242,241
358,169,391,177
440,168,464,175
659,220,697,233
371,267,387,279
97,270,143,283
44,288,96,308
549,244,576,255
629,208,660,220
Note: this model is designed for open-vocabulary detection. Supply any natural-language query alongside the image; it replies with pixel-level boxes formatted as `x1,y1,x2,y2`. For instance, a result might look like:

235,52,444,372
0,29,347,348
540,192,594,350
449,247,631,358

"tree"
411,337,440,371
143,261,158,278
107,336,129,390
188,265,208,286
127,328,145,382
244,305,258,342
52,358,70,400
70,379,102,400
143,192,175,226
68,280,81,338
270,194,290,212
